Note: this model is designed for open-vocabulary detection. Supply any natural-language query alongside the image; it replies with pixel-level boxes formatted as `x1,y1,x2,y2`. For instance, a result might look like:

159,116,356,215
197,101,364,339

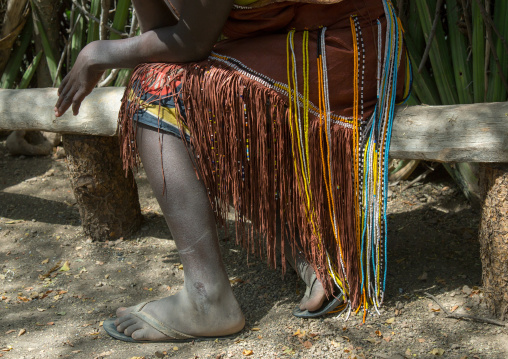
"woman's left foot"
298,273,327,311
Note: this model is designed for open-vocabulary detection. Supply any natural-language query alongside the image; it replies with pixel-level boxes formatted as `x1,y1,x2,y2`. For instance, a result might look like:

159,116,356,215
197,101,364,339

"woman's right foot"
113,285,245,341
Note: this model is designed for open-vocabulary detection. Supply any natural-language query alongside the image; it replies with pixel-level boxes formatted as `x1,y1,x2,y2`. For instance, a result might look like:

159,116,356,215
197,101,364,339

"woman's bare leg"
114,124,244,340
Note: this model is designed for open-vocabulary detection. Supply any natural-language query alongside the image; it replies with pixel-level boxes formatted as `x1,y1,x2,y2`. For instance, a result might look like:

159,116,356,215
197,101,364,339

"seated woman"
55,0,409,343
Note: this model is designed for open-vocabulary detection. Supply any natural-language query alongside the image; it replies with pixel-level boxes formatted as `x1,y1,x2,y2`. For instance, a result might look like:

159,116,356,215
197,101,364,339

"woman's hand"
54,42,105,117
53,0,234,117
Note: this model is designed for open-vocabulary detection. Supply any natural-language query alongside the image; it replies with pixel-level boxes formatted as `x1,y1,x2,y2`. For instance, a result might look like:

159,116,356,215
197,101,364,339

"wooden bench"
1,88,507,320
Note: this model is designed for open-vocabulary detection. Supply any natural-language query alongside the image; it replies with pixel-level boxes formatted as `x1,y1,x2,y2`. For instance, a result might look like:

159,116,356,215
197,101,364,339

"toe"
116,317,138,333
123,322,144,337
299,294,310,310
130,328,151,341
116,306,133,317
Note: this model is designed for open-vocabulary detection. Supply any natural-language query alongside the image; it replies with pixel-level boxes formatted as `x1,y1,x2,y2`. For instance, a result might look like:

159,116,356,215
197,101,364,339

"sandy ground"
1,138,507,359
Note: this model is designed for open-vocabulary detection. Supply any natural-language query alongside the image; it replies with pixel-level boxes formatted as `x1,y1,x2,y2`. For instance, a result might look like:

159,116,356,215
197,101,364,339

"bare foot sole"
104,290,245,343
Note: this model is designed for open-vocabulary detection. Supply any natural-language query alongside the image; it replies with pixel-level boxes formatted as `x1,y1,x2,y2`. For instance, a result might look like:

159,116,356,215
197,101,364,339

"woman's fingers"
55,75,73,116
57,74,69,96
55,84,76,117
71,89,89,116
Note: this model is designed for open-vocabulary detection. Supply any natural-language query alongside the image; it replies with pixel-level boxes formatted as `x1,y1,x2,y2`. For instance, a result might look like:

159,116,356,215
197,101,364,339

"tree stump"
63,134,142,240
479,163,508,320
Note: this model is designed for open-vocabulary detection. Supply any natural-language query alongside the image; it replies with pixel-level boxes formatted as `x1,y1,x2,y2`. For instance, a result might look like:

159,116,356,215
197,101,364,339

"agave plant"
0,0,136,90
399,0,508,204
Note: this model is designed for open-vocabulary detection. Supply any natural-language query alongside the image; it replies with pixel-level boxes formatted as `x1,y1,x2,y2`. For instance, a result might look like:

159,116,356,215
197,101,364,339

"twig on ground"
413,285,437,293
424,292,508,327
418,0,444,73
400,163,439,192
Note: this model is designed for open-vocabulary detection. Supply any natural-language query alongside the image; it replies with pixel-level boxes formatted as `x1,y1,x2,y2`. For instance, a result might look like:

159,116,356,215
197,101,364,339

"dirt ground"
1,136,507,359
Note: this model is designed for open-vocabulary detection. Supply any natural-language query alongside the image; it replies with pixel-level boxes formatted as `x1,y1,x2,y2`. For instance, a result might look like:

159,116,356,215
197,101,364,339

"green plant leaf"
17,50,43,89
0,20,33,89
30,0,61,86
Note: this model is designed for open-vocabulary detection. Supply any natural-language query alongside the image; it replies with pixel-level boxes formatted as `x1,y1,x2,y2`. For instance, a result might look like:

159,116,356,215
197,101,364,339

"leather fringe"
118,61,360,306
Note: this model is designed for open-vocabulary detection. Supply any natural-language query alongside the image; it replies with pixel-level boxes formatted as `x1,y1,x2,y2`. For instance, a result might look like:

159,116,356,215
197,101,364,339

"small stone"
462,285,472,295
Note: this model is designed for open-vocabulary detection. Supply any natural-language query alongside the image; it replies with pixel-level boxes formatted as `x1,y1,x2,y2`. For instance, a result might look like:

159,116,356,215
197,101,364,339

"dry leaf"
364,338,378,344
303,341,312,349
375,330,382,337
418,338,426,343
18,329,26,336
57,290,68,295
430,348,445,356
431,308,441,312
47,322,55,326
229,277,244,284
383,336,392,342
0,346,13,352
59,261,70,272
40,262,61,279
5,330,15,334
17,296,30,302
385,317,395,324
41,258,49,264
251,328,260,331
242,349,253,356
293,329,301,336
450,305,459,312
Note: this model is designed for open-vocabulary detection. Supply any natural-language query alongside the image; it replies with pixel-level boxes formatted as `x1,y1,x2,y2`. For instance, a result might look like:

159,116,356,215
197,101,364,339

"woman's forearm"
55,0,233,117
86,25,216,73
